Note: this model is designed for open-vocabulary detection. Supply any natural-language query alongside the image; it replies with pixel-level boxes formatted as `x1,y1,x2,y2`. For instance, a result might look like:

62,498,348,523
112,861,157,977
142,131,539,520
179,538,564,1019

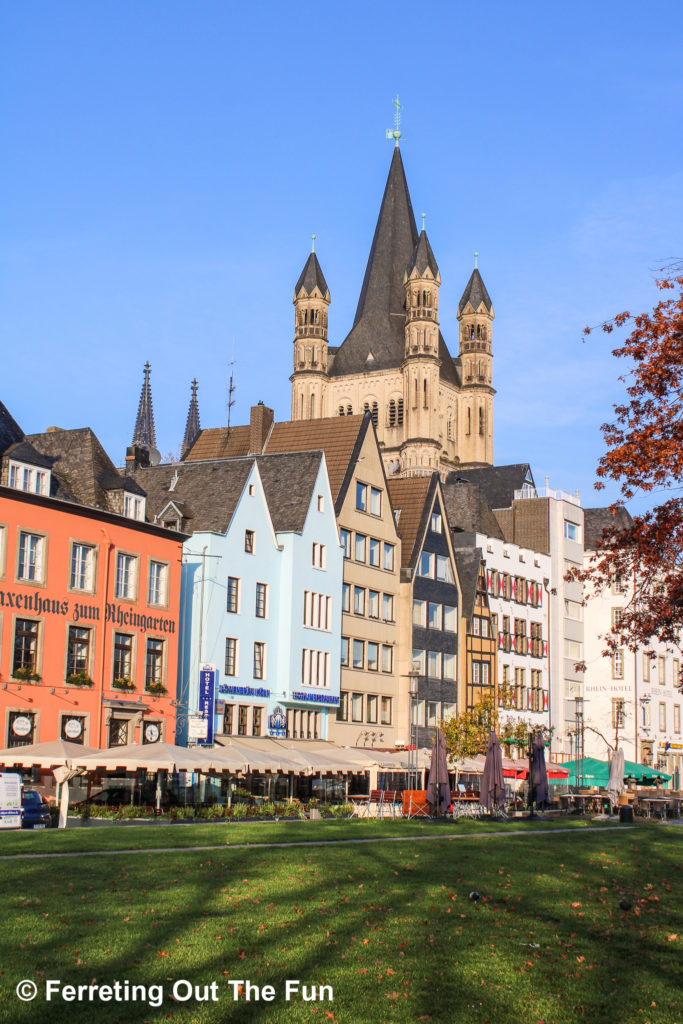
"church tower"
457,257,495,466
181,378,201,457
290,241,330,421
400,227,442,475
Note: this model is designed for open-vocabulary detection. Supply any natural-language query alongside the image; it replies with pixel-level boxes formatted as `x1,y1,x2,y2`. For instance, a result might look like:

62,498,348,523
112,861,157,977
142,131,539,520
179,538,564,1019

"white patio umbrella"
71,741,222,773
0,739,98,768
606,747,625,813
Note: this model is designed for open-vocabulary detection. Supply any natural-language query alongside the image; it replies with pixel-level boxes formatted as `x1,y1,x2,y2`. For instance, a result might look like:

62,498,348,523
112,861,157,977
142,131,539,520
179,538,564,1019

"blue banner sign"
218,684,271,698
198,664,215,745
291,691,340,705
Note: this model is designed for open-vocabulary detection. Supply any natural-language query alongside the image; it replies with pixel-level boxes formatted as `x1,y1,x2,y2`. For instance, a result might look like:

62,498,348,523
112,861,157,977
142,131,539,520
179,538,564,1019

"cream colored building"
290,146,495,479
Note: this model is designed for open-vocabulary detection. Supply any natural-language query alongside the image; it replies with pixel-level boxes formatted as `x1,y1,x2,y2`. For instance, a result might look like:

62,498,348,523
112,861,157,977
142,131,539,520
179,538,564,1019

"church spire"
181,378,201,457
132,361,157,450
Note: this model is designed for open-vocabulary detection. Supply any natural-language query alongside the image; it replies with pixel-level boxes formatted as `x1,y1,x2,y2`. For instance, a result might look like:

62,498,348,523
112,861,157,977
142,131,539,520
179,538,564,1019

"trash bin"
619,805,634,823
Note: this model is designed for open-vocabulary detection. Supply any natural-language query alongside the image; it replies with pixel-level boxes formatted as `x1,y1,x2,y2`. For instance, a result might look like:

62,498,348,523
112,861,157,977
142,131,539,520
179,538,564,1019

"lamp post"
408,672,420,790
573,696,585,789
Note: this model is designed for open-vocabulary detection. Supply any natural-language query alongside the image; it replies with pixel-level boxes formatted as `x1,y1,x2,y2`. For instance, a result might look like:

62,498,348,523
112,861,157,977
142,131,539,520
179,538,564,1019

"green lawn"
0,821,681,1024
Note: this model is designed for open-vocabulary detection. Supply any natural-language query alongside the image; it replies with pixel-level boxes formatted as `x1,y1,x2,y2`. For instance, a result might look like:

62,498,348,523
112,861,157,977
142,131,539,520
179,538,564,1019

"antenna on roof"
385,94,402,148
226,356,236,439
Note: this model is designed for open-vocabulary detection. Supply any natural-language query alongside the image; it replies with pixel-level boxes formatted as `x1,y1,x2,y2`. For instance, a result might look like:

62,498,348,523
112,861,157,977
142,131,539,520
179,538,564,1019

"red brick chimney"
249,402,274,454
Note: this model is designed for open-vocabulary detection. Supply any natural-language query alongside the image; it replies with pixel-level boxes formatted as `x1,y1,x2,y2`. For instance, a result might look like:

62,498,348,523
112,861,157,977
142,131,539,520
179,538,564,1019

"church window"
416,290,421,307
300,394,304,419
481,325,487,341
346,404,352,415
479,407,485,436
388,400,396,427
414,378,418,409
469,324,475,340
476,325,481,339
371,402,378,427
397,398,404,425
339,406,345,417
310,394,315,418
466,407,471,435
314,309,319,325
423,378,428,409
304,310,308,325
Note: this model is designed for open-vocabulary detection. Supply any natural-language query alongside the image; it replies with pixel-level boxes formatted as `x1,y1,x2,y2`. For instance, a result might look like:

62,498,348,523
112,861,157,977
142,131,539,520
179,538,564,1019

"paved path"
0,824,634,860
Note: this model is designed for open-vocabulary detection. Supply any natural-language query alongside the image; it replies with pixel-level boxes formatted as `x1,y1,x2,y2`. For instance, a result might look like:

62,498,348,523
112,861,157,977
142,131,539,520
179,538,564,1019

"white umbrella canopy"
606,747,625,811
0,739,98,768
71,742,224,773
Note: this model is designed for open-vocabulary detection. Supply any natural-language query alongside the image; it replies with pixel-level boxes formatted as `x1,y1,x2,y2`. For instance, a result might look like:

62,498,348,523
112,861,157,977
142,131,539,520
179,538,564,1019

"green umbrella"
562,756,670,787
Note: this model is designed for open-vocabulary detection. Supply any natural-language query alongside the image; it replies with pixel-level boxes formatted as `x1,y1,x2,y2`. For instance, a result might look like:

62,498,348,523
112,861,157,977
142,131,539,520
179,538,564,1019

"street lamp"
408,671,420,790
572,696,585,789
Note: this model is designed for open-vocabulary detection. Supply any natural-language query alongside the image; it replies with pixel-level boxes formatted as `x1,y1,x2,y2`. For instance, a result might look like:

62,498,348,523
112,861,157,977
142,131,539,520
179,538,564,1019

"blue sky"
2,2,682,515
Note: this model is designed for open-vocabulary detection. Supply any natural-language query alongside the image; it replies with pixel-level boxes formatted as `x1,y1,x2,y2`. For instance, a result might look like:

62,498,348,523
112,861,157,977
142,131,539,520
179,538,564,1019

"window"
611,572,626,595
353,586,365,616
148,561,168,606
531,670,543,711
145,638,165,689
563,520,580,542
115,553,137,600
530,621,543,657
244,530,255,553
443,605,457,632
383,543,395,572
611,699,626,729
659,702,667,731
225,638,238,676
367,642,379,671
8,461,49,495
66,626,91,679
337,692,349,722
436,555,453,583
612,650,624,680
17,532,44,583
368,589,379,619
238,706,248,736
430,511,442,533
674,659,680,688
428,602,441,630
108,718,129,747
427,702,438,727
412,599,426,627
381,645,393,673
124,494,145,521
317,494,324,513
227,577,240,613
356,482,367,511
61,715,86,745
675,705,681,734
352,693,363,722
427,651,442,678
252,707,262,736
643,653,651,681
302,649,329,687
514,667,526,710
564,599,582,621
418,551,434,578
369,537,380,567
658,656,666,685
340,528,351,558
341,637,349,666
611,608,624,631
253,642,266,679
381,696,392,725
255,582,268,618
382,593,394,621
113,632,133,684
223,706,233,734
352,640,364,669
412,649,426,674
13,619,39,676
564,639,583,660
312,542,326,568
443,653,456,680
370,487,381,516
354,534,366,563
342,583,350,613
367,694,378,723
70,543,95,592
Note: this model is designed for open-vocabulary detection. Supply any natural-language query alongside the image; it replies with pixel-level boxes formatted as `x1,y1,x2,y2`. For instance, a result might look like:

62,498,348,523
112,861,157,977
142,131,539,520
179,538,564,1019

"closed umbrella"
606,747,625,813
426,729,451,815
481,732,505,812
531,734,549,809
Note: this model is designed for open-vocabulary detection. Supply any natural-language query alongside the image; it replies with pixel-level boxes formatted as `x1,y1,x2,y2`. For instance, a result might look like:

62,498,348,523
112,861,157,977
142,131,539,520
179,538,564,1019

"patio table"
637,796,669,820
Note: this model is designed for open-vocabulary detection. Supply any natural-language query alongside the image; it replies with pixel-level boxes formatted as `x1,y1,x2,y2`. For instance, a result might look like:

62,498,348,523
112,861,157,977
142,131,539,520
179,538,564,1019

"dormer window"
8,461,50,496
124,494,146,521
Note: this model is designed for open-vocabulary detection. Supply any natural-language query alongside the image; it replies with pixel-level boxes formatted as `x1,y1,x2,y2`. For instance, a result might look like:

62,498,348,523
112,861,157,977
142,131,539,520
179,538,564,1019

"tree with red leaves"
571,264,683,659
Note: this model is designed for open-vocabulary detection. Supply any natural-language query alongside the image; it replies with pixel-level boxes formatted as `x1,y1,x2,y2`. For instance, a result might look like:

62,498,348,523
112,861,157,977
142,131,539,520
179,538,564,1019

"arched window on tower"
304,310,309,325
469,324,475,340
414,378,419,409
479,406,485,436
371,402,378,427
397,398,404,425
300,393,304,419
314,309,319,325
481,325,487,341
476,325,481,339
388,400,396,427
423,378,428,409
310,394,315,419
466,407,471,436
338,406,345,416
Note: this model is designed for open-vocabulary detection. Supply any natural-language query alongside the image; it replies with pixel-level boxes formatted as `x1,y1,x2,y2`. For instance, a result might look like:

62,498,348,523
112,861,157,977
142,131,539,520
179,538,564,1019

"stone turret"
291,243,330,421
457,259,495,466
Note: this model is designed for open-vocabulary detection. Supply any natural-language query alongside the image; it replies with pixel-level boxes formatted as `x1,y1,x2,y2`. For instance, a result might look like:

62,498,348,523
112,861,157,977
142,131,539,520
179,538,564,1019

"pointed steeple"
353,147,419,326
181,378,201,457
458,266,493,315
406,229,440,279
294,251,330,300
132,361,157,450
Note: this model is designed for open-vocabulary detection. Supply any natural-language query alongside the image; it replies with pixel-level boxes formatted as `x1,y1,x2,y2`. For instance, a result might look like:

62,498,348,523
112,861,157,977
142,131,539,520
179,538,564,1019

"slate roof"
27,428,145,508
0,401,24,456
3,439,53,469
137,451,323,536
328,149,459,387
584,506,633,552
387,475,435,570
263,415,367,511
447,464,534,510
453,547,483,624
407,230,439,279
458,268,493,315
442,481,504,539
182,425,252,462
295,252,329,298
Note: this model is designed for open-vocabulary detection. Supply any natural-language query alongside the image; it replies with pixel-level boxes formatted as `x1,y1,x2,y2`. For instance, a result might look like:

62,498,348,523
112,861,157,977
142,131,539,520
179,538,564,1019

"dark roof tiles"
447,465,534,511
442,481,504,539
458,268,493,315
584,506,633,551
295,252,330,299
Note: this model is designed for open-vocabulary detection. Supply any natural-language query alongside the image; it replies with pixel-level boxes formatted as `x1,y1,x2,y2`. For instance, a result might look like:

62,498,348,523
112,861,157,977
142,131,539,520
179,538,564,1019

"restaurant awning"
71,742,239,774
561,756,670,786
0,739,99,769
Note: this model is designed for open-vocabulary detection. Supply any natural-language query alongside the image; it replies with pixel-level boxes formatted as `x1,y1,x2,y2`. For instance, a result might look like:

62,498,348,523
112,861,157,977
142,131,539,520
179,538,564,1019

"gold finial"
311,234,316,254
385,94,402,147
474,251,479,269
421,213,426,233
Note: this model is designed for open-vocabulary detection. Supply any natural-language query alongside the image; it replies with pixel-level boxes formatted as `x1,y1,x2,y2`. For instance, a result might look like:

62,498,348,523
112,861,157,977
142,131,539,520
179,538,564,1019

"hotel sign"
197,663,215,746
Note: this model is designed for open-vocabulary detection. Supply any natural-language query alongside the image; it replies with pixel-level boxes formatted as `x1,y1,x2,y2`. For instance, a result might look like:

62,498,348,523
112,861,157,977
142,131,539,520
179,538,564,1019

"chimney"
248,402,274,454
125,445,151,471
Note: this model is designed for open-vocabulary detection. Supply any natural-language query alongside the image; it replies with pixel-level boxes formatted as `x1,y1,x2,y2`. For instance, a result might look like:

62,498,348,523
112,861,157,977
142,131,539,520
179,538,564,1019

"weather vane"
386,95,402,147
311,234,316,253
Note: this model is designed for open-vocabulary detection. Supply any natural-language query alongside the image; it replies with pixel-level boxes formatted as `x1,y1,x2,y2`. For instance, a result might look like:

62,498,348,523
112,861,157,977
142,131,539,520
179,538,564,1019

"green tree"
440,683,545,761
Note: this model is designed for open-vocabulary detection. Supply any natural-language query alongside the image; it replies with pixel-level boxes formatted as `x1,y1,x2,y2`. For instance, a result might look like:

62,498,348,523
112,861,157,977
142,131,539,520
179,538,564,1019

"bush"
173,806,196,820
258,802,275,818
283,801,305,819
231,803,248,820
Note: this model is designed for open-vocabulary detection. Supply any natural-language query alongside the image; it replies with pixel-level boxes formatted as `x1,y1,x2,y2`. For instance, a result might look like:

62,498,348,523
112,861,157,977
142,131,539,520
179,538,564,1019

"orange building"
0,405,184,750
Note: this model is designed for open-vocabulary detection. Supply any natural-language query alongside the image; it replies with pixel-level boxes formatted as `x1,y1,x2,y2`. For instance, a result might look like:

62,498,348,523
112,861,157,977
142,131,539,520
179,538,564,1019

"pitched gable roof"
453,548,483,624
447,464,534,511
442,481,504,539
0,401,24,457
27,427,144,508
388,475,435,570
182,425,251,462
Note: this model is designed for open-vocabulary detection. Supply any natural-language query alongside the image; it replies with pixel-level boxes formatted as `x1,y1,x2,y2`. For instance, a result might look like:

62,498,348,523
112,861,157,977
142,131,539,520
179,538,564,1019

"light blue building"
138,451,342,744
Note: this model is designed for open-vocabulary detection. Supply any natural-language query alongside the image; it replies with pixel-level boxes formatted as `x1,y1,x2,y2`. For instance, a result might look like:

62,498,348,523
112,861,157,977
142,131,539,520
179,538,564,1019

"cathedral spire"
132,361,157,450
181,378,201,457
